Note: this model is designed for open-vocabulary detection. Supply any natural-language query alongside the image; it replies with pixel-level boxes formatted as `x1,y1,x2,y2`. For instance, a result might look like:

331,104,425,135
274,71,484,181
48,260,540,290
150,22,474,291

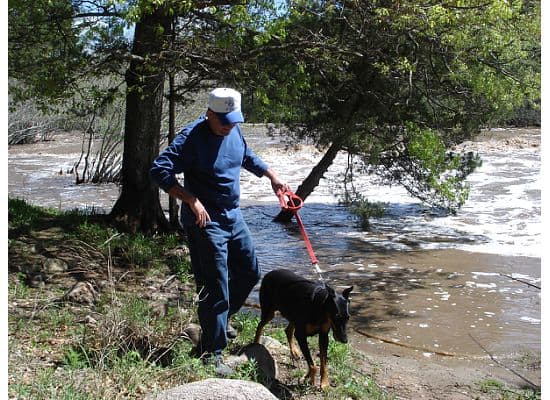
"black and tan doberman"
254,269,353,389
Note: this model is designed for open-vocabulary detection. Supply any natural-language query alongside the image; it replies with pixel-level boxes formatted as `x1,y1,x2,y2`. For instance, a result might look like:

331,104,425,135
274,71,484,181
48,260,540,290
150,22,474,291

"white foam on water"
253,131,540,259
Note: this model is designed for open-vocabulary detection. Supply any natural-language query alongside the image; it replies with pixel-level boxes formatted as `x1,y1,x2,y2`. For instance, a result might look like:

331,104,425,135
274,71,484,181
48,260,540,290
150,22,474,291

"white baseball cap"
207,88,244,124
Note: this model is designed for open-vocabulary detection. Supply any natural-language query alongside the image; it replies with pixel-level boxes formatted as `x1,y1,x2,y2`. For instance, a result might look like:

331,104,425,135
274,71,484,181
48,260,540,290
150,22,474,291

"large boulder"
144,378,278,400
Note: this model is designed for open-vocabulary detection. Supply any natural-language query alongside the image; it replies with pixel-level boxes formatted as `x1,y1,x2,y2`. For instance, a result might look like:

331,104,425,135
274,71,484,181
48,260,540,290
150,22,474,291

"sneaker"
203,354,235,377
226,322,238,339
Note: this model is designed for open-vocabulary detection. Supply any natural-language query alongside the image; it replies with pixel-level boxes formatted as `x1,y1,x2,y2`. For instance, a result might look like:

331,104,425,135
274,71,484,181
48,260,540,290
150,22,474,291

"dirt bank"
345,249,541,399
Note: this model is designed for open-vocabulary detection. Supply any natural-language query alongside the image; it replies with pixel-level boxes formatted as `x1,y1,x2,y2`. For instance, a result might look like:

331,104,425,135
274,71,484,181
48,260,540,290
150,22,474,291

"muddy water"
7,127,541,366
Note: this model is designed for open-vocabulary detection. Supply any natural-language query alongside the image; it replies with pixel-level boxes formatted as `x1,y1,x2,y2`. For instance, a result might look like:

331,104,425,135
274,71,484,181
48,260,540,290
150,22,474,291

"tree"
8,0,87,104
9,0,276,233
9,0,539,232
237,0,540,221
108,4,173,232
109,1,278,232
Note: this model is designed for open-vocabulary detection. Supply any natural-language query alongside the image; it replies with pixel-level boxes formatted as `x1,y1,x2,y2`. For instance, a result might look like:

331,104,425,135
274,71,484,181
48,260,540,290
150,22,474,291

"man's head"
206,88,244,136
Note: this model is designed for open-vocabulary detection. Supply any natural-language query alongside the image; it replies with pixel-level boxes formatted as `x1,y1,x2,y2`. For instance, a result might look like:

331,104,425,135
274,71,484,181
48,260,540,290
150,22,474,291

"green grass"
477,379,540,400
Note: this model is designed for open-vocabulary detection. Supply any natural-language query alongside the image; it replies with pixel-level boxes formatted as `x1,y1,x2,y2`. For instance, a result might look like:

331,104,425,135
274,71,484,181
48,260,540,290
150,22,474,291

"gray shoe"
214,355,234,377
204,354,235,377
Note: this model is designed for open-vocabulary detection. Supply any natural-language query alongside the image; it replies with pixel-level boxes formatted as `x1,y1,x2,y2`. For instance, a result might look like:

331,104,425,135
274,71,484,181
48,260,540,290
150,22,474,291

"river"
7,126,541,371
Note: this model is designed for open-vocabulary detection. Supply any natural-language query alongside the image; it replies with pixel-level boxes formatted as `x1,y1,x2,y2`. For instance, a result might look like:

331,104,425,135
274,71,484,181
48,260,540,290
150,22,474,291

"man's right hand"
189,197,211,228
168,184,211,228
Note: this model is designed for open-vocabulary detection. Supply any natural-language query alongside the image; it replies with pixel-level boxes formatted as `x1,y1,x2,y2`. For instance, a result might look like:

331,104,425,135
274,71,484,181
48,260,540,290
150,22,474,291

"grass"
477,379,541,400
8,198,389,399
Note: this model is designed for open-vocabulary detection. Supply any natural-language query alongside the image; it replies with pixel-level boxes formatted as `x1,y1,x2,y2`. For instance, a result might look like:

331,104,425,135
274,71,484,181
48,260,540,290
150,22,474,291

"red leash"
277,189,324,280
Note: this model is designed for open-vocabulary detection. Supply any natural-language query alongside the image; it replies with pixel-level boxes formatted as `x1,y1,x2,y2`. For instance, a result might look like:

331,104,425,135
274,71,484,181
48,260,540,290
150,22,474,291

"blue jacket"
150,116,269,225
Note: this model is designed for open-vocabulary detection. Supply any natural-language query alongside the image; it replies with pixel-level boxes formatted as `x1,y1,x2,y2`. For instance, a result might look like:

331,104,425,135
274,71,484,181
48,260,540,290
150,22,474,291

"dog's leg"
254,309,275,343
285,323,301,359
295,333,316,386
319,331,330,389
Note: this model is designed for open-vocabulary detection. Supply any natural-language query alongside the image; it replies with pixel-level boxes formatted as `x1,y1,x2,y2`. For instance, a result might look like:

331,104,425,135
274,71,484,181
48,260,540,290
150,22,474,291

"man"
150,88,288,375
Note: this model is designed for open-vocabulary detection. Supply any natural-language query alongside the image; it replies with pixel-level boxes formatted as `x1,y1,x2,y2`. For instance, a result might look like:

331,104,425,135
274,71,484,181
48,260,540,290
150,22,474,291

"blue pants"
185,218,261,355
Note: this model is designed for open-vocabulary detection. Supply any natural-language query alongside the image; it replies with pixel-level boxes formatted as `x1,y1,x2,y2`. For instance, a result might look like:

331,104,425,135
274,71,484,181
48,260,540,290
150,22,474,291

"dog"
254,269,353,389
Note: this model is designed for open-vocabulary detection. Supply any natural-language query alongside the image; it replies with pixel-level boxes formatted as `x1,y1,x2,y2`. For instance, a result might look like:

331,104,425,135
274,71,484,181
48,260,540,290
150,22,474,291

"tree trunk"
274,141,342,222
109,7,172,233
168,72,179,227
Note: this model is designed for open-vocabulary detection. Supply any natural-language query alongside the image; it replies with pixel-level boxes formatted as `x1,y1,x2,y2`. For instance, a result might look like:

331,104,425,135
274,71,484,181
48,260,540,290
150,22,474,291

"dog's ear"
312,284,332,306
342,286,353,299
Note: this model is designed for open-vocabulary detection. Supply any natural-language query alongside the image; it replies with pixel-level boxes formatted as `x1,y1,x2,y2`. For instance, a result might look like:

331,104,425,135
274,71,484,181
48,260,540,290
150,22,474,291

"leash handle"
276,189,303,212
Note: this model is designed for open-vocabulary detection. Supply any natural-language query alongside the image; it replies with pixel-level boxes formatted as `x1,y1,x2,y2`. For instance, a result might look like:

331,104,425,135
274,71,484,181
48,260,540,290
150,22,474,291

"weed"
11,367,94,400
170,257,193,282
477,378,541,400
9,198,51,227
230,311,260,347
9,274,30,298
77,220,118,245
349,196,386,230
234,358,261,382
8,200,394,400
63,346,91,370
171,340,212,380
124,234,156,266
324,341,388,399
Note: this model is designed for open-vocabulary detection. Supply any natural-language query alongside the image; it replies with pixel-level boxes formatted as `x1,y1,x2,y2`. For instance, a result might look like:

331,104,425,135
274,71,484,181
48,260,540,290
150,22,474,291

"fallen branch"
499,273,540,290
354,327,456,357
468,333,540,390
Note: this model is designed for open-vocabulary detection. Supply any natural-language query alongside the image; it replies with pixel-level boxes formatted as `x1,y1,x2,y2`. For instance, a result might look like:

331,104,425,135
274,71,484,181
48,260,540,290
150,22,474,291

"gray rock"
63,281,98,305
182,323,202,348
258,336,287,356
144,378,278,400
43,258,68,273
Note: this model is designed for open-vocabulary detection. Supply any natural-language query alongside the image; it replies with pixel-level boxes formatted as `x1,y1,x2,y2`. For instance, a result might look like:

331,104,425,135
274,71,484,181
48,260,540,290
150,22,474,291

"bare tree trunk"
274,141,342,222
109,7,172,233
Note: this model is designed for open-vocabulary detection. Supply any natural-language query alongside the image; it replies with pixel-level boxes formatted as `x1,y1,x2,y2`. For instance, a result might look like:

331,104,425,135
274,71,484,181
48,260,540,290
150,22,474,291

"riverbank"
8,126,541,398
345,249,541,399
7,200,540,399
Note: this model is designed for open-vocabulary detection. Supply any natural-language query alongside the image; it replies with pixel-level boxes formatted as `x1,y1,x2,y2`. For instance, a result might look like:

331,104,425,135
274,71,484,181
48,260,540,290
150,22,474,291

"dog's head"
313,284,353,343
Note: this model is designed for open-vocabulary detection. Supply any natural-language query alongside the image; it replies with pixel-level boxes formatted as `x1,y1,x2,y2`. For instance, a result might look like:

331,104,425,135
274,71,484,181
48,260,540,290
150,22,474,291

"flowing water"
8,127,541,363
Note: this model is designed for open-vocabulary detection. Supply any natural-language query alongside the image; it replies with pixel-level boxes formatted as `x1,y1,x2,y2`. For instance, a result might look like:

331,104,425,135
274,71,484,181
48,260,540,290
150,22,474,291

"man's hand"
167,183,211,228
264,168,290,195
189,198,211,228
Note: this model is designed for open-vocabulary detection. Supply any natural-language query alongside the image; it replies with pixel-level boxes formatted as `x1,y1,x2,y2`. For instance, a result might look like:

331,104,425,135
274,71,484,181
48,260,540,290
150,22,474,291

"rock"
225,354,249,368
144,378,278,400
239,343,278,382
150,300,168,318
166,245,189,258
27,273,46,288
43,258,68,273
182,323,202,348
63,281,98,306
258,335,287,356
80,315,98,325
